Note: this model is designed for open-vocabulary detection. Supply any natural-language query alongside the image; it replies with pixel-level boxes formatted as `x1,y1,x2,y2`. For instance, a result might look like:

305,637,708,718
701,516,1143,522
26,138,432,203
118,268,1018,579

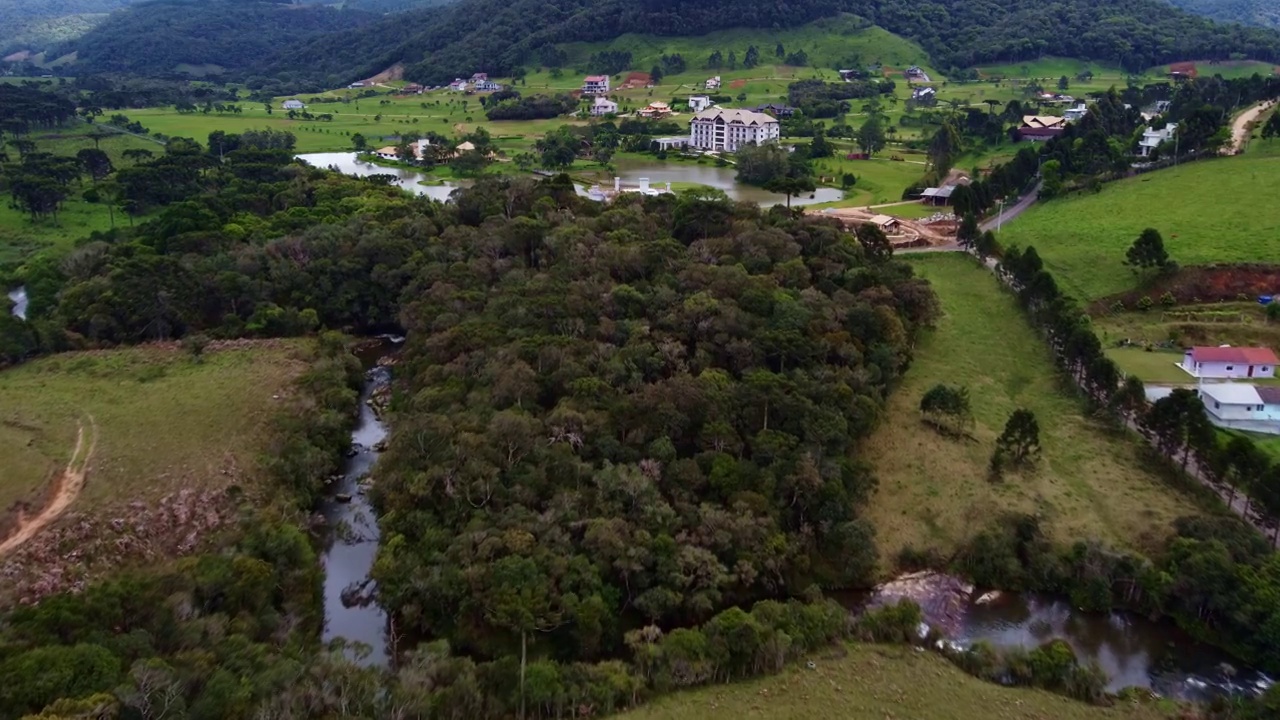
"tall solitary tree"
1125,228,1172,275
856,115,886,156
992,409,1041,473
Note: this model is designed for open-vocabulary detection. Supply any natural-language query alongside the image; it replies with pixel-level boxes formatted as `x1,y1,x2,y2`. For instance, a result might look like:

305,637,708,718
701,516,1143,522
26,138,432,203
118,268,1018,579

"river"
959,593,1273,701
318,341,397,665
860,573,1271,701
296,152,843,207
8,286,28,320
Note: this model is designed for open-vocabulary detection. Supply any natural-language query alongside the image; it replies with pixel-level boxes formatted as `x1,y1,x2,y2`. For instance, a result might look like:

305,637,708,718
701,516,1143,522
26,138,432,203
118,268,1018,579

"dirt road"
0,416,97,557
1227,100,1274,154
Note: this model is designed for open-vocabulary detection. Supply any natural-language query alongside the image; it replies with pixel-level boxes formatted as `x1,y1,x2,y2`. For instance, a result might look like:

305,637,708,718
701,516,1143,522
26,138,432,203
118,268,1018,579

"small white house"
1202,383,1265,422
704,75,721,91
1064,103,1089,122
1139,122,1178,157
688,95,712,113
1181,346,1278,379
591,97,618,116
282,99,305,110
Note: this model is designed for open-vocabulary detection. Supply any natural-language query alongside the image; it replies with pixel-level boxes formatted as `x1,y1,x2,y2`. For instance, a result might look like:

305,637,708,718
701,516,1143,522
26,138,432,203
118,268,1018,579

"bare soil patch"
1091,263,1280,313
0,416,96,557
729,79,747,89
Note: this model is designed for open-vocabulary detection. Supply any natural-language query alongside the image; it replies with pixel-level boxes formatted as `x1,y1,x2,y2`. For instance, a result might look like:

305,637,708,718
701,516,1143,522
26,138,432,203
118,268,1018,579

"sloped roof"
1201,383,1264,406
1189,346,1279,365
691,107,778,126
584,75,608,82
1021,115,1067,129
1256,386,1280,405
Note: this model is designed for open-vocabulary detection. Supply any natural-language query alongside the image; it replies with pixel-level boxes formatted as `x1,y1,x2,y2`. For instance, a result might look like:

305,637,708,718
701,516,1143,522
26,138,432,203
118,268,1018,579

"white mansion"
689,107,780,152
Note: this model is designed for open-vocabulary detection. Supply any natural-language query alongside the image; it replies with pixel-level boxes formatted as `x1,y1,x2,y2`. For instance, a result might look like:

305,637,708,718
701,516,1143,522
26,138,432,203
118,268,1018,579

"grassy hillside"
0,341,307,516
999,155,1280,300
622,643,1175,720
863,255,1203,563
559,17,937,78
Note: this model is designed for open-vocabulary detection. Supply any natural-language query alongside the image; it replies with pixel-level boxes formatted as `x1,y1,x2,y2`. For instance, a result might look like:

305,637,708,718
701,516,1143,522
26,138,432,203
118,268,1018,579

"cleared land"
0,341,307,523
621,643,1175,720
863,255,1202,563
998,155,1280,301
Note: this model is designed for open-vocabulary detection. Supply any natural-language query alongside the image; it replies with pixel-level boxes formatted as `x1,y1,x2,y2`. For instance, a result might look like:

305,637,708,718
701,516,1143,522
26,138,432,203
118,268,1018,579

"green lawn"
621,643,1176,720
999,155,1280,300
863,255,1203,564
1092,305,1280,385
0,198,121,269
0,342,307,516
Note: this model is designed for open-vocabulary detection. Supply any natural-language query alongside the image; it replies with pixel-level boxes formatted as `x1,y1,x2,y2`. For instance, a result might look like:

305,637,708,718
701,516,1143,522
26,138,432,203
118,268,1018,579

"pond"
8,286,27,320
297,152,467,202
607,158,844,207
297,152,844,207
317,340,398,666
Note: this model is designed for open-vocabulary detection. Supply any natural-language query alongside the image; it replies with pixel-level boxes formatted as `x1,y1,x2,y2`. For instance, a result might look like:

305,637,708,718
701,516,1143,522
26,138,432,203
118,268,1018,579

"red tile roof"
584,75,608,82
1188,346,1279,364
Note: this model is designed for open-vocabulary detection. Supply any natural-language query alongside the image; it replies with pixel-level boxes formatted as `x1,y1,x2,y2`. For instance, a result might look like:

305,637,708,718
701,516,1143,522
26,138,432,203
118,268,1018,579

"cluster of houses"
372,138,490,162
449,73,502,93
1178,346,1280,434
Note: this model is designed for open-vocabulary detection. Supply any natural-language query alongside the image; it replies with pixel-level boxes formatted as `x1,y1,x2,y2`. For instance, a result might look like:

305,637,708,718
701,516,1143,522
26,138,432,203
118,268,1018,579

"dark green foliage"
64,0,379,77
1126,227,1173,274
919,383,972,434
852,599,924,643
371,187,937,672
867,0,1280,71
994,409,1040,467
484,93,576,121
1166,0,1280,28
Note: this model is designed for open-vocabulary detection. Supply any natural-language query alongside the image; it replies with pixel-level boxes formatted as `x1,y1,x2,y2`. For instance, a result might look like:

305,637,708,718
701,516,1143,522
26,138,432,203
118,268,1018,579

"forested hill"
1165,0,1280,29
866,0,1280,71
60,0,383,76
260,0,1280,90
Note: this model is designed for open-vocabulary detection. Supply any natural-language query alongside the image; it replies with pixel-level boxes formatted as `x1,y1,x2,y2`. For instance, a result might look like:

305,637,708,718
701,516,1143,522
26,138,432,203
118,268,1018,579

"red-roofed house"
582,75,610,95
1181,346,1278,379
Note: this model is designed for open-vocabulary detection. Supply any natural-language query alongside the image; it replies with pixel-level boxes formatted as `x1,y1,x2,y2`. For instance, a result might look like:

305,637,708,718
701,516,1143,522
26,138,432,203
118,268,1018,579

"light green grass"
863,254,1203,563
621,643,1175,720
1148,60,1279,80
558,16,937,81
0,199,121,268
999,156,1280,300
0,342,308,515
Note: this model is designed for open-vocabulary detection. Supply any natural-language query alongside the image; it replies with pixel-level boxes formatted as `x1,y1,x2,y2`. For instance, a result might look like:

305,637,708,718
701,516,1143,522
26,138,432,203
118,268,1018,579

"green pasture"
999,155,1280,300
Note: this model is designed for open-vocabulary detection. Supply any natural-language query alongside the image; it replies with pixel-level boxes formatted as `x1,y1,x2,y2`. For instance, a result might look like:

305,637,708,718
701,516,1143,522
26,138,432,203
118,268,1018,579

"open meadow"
863,255,1205,564
0,341,307,518
998,154,1280,301
620,643,1176,720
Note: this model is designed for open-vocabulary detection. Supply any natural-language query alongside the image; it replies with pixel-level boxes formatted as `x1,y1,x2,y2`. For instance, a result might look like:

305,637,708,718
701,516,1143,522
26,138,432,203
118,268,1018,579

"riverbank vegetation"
864,255,1202,563
622,641,1178,720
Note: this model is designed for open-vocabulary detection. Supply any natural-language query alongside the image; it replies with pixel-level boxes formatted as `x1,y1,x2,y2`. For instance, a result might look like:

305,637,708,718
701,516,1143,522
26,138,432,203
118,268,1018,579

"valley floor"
863,255,1204,564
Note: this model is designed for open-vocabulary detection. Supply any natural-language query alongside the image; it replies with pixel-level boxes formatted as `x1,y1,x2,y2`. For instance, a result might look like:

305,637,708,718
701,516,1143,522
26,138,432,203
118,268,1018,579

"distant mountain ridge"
262,0,1280,89
43,0,1280,89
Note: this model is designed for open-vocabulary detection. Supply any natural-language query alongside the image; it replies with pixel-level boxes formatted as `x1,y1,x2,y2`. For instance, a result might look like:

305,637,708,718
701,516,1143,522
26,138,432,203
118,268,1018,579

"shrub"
1110,300,1125,313
1137,295,1154,311
852,599,923,643
1159,292,1176,307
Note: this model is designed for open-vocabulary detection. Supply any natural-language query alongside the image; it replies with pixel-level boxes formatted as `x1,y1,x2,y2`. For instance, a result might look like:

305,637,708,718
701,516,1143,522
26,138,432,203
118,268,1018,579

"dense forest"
1166,0,1280,28
59,0,381,77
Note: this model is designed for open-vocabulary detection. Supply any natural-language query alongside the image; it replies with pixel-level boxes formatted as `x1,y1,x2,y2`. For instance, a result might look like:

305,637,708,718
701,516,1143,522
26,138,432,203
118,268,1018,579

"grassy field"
0,342,307,515
1091,305,1280,384
998,155,1280,301
622,643,1175,720
863,255,1203,563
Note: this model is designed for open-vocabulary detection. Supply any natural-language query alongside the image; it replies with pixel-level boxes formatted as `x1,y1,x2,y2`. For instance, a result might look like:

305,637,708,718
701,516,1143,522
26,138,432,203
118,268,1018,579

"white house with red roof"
1181,346,1278,379
582,75,610,95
